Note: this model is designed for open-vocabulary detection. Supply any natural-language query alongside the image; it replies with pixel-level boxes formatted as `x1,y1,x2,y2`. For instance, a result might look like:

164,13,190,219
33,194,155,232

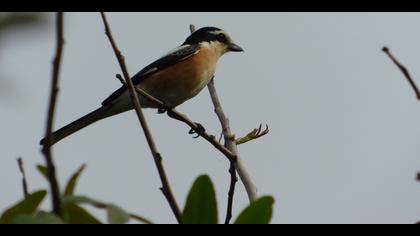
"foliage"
182,175,274,224
0,166,274,224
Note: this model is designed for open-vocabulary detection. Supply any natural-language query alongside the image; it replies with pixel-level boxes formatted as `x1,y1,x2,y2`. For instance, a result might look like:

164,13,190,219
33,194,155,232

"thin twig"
218,132,224,143
190,24,258,203
100,12,182,223
41,12,64,215
207,79,258,202
383,47,420,225
115,74,163,107
224,161,238,224
382,47,420,100
17,158,29,198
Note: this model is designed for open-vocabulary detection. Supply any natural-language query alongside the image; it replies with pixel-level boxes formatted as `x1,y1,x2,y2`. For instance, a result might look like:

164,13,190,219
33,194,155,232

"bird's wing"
102,44,200,106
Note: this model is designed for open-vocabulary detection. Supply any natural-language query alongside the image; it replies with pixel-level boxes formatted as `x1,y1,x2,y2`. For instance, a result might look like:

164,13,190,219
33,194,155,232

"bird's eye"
217,34,227,43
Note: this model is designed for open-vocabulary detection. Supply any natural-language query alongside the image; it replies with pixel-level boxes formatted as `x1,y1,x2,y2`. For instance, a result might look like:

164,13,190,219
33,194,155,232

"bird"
40,26,244,147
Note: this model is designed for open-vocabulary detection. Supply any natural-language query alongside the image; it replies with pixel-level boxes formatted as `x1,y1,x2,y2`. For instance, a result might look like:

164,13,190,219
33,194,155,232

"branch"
41,12,64,215
206,78,245,223
382,47,420,100
207,79,258,203
224,161,238,224
190,25,259,204
383,47,420,225
100,12,182,223
17,157,29,198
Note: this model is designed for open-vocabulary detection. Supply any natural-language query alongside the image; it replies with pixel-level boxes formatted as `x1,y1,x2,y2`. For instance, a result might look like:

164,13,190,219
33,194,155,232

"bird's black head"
183,27,243,52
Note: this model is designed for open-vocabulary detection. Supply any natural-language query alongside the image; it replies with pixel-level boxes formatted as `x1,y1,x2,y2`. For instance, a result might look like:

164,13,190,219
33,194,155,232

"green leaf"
61,204,102,224
61,195,106,208
234,196,274,224
182,175,218,224
62,195,150,224
11,212,63,224
36,165,48,180
61,195,103,224
107,204,130,224
64,164,86,196
0,190,47,224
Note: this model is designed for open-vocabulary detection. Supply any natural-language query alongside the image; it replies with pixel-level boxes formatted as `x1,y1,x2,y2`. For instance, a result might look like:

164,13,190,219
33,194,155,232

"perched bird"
40,26,243,147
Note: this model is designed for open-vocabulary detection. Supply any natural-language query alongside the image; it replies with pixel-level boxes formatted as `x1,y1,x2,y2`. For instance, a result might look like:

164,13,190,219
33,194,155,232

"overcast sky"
1,12,420,224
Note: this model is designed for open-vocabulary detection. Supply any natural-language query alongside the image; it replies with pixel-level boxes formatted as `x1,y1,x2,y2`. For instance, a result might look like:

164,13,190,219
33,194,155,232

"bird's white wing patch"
164,44,198,56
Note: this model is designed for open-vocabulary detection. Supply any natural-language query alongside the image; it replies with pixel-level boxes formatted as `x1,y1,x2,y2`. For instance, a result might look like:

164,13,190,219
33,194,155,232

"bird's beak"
228,43,244,52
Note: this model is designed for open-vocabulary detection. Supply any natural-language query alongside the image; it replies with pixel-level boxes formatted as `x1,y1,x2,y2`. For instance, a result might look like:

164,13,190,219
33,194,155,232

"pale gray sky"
1,12,420,224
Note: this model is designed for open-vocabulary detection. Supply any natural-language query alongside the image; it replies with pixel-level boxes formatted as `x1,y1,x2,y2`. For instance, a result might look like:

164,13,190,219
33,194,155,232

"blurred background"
1,12,420,224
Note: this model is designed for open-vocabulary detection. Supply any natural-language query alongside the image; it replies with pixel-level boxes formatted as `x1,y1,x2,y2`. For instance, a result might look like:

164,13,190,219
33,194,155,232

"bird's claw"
189,123,205,138
157,103,173,114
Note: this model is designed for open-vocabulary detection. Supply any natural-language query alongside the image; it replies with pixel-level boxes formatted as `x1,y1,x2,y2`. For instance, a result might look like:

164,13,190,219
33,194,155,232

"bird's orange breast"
138,46,217,107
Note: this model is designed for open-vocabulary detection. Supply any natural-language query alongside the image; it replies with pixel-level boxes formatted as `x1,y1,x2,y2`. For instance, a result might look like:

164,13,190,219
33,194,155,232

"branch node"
115,73,126,85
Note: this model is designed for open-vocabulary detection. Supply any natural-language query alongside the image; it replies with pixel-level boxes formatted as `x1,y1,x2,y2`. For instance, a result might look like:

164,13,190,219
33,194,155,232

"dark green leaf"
234,196,274,224
107,204,129,224
62,195,149,224
64,164,86,196
11,212,63,224
36,165,48,180
61,204,102,224
182,175,218,224
0,190,47,224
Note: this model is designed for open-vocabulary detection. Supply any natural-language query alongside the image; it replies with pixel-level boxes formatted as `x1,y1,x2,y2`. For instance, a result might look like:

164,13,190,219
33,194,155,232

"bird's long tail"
40,105,115,147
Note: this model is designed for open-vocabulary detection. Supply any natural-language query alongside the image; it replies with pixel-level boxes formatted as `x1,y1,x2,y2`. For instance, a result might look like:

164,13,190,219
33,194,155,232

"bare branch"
100,12,182,223
382,47,420,100
41,12,64,215
17,157,29,198
236,124,269,145
190,24,258,223
207,79,258,203
224,162,238,224
383,46,420,225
